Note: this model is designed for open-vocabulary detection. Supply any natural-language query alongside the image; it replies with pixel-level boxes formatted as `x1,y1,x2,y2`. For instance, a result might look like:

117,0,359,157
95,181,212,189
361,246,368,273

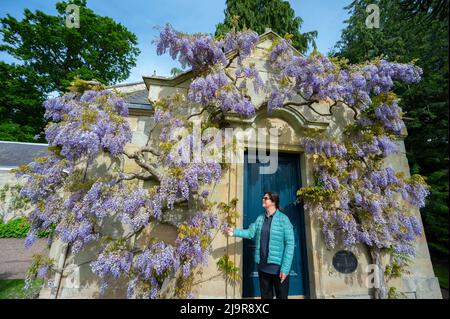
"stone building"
0,141,49,221
3,30,441,299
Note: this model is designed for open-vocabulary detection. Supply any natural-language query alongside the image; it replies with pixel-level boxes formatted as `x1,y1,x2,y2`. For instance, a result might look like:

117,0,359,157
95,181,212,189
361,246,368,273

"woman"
226,191,295,299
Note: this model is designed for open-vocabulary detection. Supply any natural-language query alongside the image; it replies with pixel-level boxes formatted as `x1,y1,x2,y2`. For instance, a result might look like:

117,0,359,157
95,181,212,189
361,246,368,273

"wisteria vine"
12,22,428,299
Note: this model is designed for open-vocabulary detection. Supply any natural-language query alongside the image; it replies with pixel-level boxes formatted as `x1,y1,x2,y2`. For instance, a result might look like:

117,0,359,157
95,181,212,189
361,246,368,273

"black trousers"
258,269,290,299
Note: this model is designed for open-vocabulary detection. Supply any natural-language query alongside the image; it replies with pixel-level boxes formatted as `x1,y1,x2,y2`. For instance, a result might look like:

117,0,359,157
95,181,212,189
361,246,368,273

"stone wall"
0,170,28,222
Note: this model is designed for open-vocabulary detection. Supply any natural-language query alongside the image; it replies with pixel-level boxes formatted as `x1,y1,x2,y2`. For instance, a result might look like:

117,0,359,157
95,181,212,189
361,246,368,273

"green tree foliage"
333,0,449,259
215,0,317,54
399,0,449,21
0,62,46,142
170,67,184,77
0,0,140,142
0,0,140,93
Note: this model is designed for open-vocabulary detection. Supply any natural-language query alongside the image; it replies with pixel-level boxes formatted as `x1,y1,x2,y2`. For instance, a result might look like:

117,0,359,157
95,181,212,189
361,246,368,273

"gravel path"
0,238,48,279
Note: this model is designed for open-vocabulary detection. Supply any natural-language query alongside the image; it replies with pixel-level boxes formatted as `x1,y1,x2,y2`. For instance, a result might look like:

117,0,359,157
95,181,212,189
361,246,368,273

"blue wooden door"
243,151,309,297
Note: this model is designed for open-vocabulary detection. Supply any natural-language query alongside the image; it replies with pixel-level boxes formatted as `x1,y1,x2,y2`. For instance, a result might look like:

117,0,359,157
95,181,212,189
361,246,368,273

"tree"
215,0,317,54
7,25,427,299
0,0,140,142
170,67,184,77
0,62,46,142
0,0,140,94
399,0,449,21
333,0,449,260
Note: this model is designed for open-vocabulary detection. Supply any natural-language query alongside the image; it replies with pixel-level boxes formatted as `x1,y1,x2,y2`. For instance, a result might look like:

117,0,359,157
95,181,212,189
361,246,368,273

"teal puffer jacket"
233,209,295,274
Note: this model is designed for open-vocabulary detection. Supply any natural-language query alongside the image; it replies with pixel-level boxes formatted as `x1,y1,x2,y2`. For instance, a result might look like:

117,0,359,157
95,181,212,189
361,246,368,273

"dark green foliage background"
215,0,317,54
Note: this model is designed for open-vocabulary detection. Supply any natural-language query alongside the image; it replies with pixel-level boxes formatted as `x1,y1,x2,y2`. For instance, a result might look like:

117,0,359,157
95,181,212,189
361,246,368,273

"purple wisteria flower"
91,248,133,293
44,90,132,161
153,24,228,70
268,41,422,110
300,137,347,158
225,30,259,57
374,101,405,134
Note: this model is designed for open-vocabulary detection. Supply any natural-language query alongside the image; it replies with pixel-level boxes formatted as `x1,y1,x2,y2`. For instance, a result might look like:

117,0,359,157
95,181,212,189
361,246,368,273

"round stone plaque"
332,250,358,274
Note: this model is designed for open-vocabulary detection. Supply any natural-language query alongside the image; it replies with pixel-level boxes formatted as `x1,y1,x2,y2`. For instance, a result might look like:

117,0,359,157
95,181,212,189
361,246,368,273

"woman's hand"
279,272,287,283
226,227,234,236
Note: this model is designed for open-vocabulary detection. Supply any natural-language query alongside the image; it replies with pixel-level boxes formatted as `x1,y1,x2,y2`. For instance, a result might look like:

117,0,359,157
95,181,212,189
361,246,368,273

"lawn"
433,263,449,290
0,279,43,299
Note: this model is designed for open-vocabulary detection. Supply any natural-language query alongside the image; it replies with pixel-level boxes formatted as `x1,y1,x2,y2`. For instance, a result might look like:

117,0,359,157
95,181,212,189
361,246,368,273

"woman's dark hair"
264,191,284,212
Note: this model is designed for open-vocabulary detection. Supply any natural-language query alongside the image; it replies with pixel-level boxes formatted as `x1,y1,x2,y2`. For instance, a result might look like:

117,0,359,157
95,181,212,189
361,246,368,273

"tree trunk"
369,246,388,299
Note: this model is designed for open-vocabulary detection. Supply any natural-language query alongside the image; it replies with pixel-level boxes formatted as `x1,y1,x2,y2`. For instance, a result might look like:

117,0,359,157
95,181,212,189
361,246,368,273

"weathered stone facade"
27,31,442,299
0,141,49,222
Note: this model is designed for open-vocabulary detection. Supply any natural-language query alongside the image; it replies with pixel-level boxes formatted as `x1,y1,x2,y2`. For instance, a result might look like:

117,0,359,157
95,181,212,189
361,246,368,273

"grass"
433,263,449,290
0,279,43,299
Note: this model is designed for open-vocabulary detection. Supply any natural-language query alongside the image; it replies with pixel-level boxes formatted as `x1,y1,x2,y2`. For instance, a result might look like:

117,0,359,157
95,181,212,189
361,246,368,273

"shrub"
0,217,50,238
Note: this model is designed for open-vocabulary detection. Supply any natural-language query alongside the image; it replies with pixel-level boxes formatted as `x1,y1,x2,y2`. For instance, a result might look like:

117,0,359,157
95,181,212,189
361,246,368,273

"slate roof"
123,89,152,110
0,141,49,170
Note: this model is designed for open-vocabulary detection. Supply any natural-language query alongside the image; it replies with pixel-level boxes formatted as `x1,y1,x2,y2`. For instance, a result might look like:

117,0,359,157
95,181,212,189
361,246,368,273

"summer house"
37,30,441,299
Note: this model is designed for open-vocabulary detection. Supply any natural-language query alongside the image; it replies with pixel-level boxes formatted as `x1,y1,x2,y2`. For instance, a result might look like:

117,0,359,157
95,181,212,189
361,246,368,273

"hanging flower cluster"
44,89,132,160
90,210,218,299
268,38,422,111
155,24,263,119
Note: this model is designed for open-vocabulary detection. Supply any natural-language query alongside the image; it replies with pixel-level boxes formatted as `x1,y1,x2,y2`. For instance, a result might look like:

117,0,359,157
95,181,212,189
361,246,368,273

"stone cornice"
142,30,301,90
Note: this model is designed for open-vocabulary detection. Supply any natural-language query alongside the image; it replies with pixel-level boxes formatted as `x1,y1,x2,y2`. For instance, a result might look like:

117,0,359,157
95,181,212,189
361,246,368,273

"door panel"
243,151,309,297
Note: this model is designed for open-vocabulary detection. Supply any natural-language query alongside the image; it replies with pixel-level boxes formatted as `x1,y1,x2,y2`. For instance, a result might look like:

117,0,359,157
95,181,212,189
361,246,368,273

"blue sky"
0,0,351,84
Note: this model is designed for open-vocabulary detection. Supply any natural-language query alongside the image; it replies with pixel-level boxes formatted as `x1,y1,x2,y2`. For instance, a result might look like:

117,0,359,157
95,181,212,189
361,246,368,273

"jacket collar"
265,208,279,218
